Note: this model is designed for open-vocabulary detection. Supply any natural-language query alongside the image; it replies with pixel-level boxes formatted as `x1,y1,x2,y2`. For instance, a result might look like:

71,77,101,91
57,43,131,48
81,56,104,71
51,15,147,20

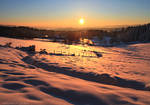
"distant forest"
0,23,150,44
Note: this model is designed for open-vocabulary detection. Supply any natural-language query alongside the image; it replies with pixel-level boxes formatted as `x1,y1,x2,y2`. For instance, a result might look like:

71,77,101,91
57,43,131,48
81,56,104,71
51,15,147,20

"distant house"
80,38,93,45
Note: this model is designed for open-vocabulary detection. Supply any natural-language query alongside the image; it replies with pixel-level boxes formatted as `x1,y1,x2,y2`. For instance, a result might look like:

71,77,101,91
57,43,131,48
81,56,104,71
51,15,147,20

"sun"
79,18,84,25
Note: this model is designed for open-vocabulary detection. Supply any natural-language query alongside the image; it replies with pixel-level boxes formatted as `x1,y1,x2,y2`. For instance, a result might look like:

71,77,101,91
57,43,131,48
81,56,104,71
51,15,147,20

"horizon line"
0,22,149,30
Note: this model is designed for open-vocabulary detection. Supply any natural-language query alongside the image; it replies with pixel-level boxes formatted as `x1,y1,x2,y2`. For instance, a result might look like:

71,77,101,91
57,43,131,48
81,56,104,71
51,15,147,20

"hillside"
0,37,150,105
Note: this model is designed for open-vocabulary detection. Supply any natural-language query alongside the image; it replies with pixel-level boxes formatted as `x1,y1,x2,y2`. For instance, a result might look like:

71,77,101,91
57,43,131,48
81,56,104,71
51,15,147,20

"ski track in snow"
0,37,150,105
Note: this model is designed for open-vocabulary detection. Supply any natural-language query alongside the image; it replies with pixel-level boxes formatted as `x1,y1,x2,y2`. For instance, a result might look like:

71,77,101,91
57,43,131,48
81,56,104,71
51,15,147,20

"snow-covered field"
0,37,150,105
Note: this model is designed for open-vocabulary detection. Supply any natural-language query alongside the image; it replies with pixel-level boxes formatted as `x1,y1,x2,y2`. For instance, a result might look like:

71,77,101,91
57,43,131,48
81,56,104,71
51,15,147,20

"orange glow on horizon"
0,17,149,29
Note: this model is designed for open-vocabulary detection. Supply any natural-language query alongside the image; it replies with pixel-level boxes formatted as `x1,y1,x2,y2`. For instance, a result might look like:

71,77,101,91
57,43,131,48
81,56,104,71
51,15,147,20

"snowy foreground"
0,37,150,105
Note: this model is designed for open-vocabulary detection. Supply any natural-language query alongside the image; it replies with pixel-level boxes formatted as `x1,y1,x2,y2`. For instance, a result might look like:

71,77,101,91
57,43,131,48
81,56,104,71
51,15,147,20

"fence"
46,50,102,58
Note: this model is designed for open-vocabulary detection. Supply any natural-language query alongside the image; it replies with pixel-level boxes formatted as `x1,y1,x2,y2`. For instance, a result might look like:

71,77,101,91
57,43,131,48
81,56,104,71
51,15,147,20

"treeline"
0,25,55,39
0,25,107,44
0,23,150,44
109,23,150,43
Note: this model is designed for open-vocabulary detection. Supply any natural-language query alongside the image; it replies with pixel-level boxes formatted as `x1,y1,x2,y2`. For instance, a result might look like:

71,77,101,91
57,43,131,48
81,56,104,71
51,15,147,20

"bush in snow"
16,45,35,52
4,42,12,47
39,49,48,54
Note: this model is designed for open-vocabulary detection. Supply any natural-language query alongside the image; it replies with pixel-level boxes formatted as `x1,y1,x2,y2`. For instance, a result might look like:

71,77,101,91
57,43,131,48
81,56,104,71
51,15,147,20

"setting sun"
79,18,85,25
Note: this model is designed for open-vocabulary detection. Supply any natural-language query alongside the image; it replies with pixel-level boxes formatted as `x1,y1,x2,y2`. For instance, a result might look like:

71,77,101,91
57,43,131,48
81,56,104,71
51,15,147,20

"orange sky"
0,0,150,28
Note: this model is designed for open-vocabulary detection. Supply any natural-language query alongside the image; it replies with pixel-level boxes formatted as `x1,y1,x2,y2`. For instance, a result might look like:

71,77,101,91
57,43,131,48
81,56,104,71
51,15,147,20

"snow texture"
0,37,150,105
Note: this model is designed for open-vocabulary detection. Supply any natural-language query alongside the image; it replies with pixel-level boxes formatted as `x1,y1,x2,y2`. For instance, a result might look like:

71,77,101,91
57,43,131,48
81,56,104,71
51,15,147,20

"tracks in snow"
22,55,149,91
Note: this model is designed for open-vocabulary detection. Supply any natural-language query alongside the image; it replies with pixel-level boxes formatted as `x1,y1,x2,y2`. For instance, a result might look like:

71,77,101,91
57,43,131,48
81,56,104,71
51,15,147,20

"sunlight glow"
79,18,84,25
